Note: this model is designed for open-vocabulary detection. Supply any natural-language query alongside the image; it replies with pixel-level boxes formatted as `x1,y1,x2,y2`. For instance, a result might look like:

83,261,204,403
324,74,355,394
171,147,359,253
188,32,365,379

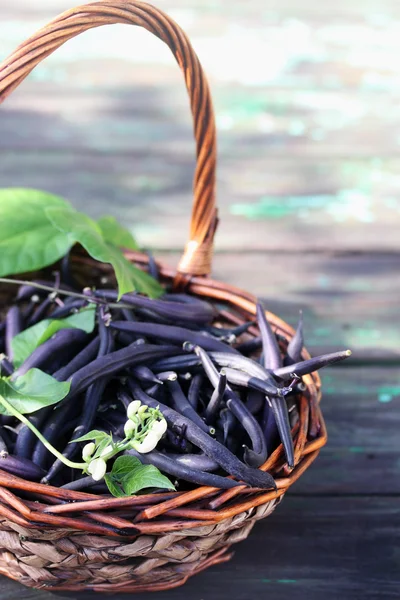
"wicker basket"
0,1,327,593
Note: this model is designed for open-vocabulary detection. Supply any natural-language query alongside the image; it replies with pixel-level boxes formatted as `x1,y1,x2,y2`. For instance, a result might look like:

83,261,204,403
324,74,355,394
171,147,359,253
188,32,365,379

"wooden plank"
2,85,400,158
291,366,400,494
0,496,398,599
2,150,400,252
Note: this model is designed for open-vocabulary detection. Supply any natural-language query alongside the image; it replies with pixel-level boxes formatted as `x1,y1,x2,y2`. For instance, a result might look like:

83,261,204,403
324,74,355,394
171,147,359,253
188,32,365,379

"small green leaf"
105,455,175,497
104,474,125,498
97,216,139,251
0,369,70,415
71,430,110,444
46,206,163,299
0,189,72,276
11,307,96,367
123,463,176,495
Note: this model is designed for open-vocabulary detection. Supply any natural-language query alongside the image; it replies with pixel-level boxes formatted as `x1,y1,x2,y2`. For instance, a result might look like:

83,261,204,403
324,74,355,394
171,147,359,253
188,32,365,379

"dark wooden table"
1,1,399,598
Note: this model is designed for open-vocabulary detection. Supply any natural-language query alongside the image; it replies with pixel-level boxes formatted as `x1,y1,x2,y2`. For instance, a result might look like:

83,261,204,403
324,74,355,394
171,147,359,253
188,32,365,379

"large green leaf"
97,216,139,251
0,189,72,276
104,455,175,497
46,206,163,299
11,307,96,367
0,369,70,415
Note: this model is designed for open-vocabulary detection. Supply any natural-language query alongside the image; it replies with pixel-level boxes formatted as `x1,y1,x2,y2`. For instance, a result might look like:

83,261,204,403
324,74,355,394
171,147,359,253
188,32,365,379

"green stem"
0,394,85,470
0,277,135,311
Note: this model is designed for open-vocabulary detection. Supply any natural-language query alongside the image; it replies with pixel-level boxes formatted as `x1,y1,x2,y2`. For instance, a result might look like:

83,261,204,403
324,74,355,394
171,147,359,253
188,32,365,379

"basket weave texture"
0,1,327,592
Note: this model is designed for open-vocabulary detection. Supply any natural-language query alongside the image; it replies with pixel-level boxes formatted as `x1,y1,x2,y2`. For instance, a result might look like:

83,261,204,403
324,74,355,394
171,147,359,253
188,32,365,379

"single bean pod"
165,375,211,434
256,303,282,370
273,349,352,380
14,409,51,459
13,328,89,379
61,475,98,491
67,344,182,399
5,306,22,360
95,290,215,325
53,335,100,382
286,311,304,364
187,373,203,411
0,454,45,480
266,394,295,468
171,453,219,472
127,449,240,490
205,370,227,423
131,365,162,386
110,321,237,354
127,380,276,490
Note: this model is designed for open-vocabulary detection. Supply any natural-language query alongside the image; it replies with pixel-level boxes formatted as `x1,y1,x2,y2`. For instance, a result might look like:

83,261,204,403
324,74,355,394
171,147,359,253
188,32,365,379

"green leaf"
105,455,175,498
46,206,163,299
0,189,73,276
71,430,110,444
104,474,125,498
123,463,176,496
0,369,70,415
97,216,139,251
11,307,96,367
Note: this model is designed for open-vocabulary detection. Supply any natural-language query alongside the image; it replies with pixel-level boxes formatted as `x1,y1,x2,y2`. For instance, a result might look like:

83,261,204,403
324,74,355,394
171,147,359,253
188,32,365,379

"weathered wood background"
0,1,399,598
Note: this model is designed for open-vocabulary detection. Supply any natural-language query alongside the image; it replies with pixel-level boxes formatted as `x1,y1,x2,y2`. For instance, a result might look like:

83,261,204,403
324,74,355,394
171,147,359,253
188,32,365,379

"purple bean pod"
5,306,22,360
13,328,89,378
110,321,238,354
66,344,183,398
164,375,210,434
256,303,282,370
286,311,304,365
53,335,100,382
273,349,352,380
0,454,45,481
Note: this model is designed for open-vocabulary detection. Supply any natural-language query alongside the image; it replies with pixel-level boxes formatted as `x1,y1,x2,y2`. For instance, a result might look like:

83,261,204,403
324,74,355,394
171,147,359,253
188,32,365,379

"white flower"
87,458,107,481
151,418,167,437
100,444,113,458
124,419,136,438
127,400,142,419
82,442,95,462
131,430,160,454
137,404,148,415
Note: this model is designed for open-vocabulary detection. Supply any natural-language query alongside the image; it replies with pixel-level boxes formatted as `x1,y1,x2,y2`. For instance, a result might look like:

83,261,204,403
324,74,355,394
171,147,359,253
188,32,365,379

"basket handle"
0,1,217,278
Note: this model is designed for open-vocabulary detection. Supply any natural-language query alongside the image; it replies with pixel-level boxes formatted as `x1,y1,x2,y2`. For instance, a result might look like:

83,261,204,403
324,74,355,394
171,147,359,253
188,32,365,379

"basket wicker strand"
0,1,326,592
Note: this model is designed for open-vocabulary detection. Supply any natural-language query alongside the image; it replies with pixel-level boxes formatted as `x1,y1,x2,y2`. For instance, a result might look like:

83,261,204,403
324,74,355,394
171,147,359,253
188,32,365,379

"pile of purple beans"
0,267,351,494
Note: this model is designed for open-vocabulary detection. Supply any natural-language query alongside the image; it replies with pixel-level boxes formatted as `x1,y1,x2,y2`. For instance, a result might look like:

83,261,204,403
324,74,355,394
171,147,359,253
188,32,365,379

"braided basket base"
0,498,281,592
